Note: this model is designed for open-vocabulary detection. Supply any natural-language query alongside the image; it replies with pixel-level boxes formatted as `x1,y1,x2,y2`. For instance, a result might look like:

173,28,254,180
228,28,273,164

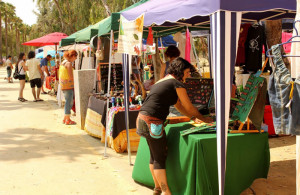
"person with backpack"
16,53,28,102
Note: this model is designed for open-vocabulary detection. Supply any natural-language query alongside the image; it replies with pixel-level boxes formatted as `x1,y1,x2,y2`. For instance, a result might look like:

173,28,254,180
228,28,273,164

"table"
84,96,140,153
132,122,270,195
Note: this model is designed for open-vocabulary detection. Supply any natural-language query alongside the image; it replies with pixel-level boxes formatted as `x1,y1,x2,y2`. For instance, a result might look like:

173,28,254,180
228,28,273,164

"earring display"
184,78,214,105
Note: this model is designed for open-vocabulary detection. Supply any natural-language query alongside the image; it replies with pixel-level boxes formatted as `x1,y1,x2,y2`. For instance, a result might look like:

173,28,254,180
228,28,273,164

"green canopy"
59,28,88,47
75,18,110,42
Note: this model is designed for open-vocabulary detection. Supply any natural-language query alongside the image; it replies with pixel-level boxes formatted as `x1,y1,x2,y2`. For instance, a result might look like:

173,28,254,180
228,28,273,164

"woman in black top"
137,57,211,195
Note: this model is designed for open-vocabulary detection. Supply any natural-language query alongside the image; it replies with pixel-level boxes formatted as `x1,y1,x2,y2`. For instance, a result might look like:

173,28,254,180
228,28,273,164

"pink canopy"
23,32,68,47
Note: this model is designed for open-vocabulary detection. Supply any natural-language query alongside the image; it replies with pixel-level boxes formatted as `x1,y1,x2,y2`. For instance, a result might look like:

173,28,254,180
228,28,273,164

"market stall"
121,0,296,194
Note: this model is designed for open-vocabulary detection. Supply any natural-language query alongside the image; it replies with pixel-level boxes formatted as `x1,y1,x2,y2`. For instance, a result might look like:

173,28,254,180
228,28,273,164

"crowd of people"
3,50,77,126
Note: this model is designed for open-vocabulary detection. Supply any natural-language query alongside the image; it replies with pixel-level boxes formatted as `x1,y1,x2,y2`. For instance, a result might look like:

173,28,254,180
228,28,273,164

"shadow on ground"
268,135,296,149
0,127,105,162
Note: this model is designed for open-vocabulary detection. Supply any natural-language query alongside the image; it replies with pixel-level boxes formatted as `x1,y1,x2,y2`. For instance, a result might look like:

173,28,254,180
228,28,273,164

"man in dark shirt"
40,55,51,94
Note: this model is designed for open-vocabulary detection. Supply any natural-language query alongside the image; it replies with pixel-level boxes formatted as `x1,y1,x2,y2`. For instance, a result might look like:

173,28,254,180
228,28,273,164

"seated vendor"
136,57,212,195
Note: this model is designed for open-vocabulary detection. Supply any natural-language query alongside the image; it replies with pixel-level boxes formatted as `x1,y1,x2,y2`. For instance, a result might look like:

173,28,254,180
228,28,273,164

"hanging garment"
173,32,196,64
290,78,300,135
185,28,191,62
147,27,153,46
269,44,294,134
245,24,267,72
236,23,252,66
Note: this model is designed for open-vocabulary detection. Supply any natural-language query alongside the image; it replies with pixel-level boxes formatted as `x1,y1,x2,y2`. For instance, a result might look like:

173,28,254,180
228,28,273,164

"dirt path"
0,67,151,195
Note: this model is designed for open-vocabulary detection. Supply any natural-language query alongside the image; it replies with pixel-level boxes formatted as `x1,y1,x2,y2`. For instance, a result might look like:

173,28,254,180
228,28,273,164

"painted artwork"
117,14,144,56
231,74,264,123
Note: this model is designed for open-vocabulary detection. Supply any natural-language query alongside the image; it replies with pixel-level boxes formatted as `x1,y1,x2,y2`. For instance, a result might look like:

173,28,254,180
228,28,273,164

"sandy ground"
0,66,297,195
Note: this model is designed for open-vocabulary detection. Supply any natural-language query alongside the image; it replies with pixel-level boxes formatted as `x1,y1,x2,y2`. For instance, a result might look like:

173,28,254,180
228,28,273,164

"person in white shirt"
25,51,44,102
5,55,13,83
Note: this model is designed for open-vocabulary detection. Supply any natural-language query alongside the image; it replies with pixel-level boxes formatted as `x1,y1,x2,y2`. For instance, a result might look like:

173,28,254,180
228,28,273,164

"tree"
100,0,111,17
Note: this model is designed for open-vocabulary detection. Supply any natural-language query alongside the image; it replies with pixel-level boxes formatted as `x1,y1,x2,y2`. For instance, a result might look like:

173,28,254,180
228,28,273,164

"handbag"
13,65,22,79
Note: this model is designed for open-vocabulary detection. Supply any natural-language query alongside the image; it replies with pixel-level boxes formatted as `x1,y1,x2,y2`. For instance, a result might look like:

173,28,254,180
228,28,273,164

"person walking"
59,50,77,125
40,54,51,94
5,55,13,83
25,51,44,102
16,53,28,102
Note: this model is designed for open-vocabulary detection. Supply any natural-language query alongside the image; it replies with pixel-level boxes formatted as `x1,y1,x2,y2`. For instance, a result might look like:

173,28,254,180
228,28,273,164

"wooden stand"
231,118,263,133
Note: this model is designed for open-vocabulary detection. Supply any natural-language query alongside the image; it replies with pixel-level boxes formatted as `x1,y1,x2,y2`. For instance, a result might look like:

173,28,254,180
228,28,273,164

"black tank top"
140,75,185,120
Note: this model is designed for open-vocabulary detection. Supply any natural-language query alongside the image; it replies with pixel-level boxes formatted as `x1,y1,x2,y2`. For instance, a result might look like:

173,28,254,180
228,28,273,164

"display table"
132,122,270,195
84,96,140,153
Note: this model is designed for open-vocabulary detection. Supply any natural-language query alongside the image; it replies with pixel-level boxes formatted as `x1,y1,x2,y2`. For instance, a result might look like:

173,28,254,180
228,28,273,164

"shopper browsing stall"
40,55,51,94
160,46,180,79
59,50,77,125
136,57,212,195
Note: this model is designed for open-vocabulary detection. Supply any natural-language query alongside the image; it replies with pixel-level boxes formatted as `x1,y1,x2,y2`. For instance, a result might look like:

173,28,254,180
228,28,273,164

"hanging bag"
13,65,22,79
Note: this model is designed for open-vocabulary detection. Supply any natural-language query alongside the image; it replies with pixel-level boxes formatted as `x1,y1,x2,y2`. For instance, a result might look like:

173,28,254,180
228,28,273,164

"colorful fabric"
146,27,153,45
84,108,105,141
185,28,191,62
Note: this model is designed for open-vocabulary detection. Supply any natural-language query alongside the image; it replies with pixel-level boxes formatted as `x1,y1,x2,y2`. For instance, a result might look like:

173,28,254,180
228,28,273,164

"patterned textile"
107,129,140,153
84,108,105,142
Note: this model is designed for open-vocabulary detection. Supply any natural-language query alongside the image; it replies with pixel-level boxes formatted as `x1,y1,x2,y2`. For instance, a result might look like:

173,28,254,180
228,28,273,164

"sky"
3,0,38,26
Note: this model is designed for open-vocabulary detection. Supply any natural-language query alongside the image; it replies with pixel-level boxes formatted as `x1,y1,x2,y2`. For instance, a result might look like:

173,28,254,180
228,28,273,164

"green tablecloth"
132,122,270,195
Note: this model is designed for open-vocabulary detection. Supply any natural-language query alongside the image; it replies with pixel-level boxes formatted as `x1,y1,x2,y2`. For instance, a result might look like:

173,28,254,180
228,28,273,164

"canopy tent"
23,32,68,47
59,28,88,47
121,0,296,194
35,50,64,59
62,0,149,45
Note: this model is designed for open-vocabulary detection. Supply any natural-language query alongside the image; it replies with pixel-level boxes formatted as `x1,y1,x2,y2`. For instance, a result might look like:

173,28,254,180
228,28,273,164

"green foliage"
0,0,136,61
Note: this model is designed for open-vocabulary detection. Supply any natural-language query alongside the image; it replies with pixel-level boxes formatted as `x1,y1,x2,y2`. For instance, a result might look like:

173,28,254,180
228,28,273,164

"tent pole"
208,34,212,78
104,30,113,157
88,46,92,69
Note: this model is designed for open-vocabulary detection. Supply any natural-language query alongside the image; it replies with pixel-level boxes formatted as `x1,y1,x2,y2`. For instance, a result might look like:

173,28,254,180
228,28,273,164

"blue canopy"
142,35,176,47
35,52,43,59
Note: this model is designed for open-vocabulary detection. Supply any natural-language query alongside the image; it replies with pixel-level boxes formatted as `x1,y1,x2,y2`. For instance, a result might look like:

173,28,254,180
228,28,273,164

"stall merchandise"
184,78,214,105
269,44,300,135
84,96,140,153
133,122,270,195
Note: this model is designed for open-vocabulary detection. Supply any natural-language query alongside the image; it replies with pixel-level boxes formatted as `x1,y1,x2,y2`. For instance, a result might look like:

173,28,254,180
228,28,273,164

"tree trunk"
152,38,161,82
100,0,111,16
0,2,2,64
53,0,65,31
23,33,25,53
4,10,8,57
265,19,290,71
10,23,13,57
15,25,18,55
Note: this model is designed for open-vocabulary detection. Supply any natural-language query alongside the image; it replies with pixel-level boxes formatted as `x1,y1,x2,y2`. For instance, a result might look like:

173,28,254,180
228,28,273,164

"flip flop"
41,92,47,94
65,120,76,125
37,99,44,101
18,98,25,102
33,99,37,102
